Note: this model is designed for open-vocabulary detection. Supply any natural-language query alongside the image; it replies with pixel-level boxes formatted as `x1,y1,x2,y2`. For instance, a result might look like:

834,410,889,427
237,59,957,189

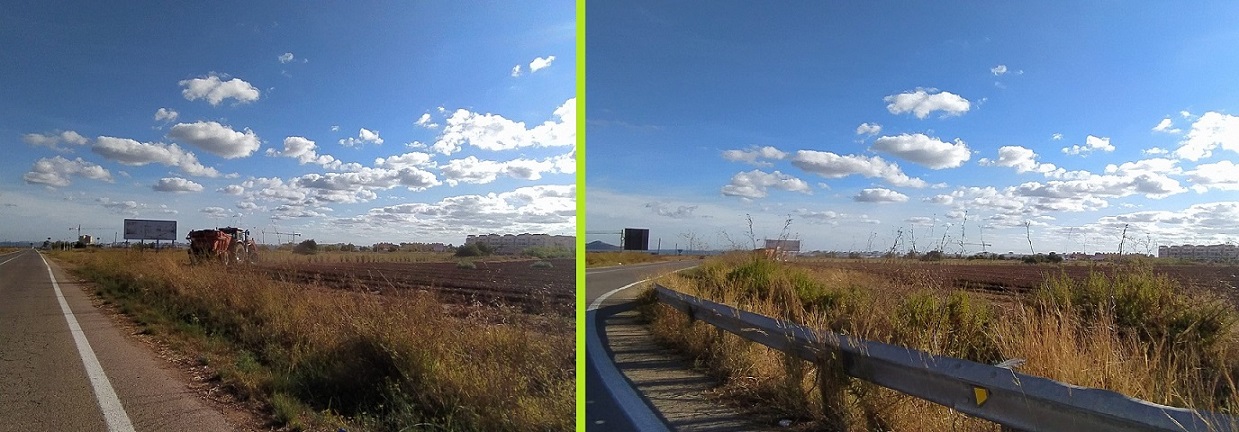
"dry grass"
643,252,1239,431
585,251,688,268
53,249,573,431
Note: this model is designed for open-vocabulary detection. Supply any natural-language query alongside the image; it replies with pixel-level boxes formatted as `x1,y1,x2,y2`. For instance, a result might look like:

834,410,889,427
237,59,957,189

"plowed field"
261,259,574,313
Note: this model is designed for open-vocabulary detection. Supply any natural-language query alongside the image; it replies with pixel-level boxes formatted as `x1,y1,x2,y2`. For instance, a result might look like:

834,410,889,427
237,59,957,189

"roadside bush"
894,291,1000,363
725,258,780,299
530,261,553,269
1036,263,1236,364
293,239,318,255
456,260,476,269
455,244,483,257
522,246,572,260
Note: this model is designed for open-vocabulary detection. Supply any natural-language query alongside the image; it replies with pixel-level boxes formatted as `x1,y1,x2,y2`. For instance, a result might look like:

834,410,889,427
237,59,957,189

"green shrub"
1035,263,1236,363
522,246,573,259
895,291,1000,363
455,243,496,257
725,258,780,299
457,260,476,269
531,261,553,268
293,239,318,255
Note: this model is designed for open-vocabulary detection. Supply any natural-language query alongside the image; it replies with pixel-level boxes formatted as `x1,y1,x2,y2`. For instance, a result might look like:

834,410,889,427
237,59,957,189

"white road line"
38,253,136,432
585,310,670,432
588,280,645,311
584,264,698,430
0,253,22,267
587,265,698,311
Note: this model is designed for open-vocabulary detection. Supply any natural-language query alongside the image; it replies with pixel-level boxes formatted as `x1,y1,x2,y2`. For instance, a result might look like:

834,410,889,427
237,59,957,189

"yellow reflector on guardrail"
975,387,990,406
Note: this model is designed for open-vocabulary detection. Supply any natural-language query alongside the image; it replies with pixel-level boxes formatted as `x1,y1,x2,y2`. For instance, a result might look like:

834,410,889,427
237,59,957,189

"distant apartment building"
465,233,575,254
1158,244,1239,261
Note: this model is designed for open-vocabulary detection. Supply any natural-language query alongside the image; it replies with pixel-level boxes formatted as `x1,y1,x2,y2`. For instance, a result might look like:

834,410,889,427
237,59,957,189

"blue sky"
1,1,576,246
587,1,1239,255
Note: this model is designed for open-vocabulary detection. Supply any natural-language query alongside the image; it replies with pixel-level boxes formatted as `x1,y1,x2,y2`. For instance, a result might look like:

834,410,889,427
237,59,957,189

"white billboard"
764,239,801,252
123,219,178,241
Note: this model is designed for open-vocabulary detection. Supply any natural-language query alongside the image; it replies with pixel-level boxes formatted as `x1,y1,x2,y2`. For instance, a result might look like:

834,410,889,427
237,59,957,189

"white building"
465,233,575,254
1158,244,1239,261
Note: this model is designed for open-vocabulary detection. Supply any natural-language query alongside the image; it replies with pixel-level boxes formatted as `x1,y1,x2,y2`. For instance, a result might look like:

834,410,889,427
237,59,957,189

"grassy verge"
643,252,1239,430
585,251,687,268
55,249,573,431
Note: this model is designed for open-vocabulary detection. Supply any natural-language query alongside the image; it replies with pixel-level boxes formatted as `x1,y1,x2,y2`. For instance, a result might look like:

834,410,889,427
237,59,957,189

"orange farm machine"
186,227,258,264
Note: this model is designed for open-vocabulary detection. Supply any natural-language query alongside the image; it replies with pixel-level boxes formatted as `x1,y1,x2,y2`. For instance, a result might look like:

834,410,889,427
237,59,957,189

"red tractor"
186,227,258,264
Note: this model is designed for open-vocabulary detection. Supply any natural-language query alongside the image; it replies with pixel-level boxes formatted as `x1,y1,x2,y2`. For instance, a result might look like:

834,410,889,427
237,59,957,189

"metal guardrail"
654,284,1236,432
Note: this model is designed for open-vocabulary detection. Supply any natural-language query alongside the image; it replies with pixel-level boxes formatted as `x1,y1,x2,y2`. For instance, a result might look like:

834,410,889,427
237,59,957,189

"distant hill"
585,241,622,251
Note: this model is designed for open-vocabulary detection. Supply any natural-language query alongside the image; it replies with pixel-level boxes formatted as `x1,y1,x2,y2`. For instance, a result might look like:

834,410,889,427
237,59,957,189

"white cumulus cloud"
1062,135,1115,156
337,184,575,236
854,188,908,203
529,55,556,73
979,146,1039,172
1152,117,1181,134
790,151,928,188
22,156,113,187
179,73,260,106
266,136,354,170
1173,112,1239,161
92,136,220,177
375,151,437,170
721,146,787,167
152,177,204,193
168,121,261,158
1187,160,1239,192
720,170,811,199
22,130,90,151
884,88,971,119
339,128,384,147
871,133,971,169
431,98,574,155
154,108,179,122
278,52,294,63
440,154,573,186
856,122,882,135
415,113,439,129
991,64,1008,76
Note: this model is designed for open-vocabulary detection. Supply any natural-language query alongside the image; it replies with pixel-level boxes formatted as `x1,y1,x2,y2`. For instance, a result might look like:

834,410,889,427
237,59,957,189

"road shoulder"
47,256,264,431
599,301,779,431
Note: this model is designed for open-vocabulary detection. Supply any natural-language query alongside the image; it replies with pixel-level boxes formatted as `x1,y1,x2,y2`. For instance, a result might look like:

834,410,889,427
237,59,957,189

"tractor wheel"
228,243,244,265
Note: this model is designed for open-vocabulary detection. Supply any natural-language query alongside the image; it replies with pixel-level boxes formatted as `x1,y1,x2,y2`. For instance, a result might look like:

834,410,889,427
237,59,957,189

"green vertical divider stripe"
575,0,587,430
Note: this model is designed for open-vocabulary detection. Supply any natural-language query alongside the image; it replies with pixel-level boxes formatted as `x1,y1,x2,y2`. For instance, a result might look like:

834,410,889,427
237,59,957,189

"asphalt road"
0,249,234,431
584,259,702,432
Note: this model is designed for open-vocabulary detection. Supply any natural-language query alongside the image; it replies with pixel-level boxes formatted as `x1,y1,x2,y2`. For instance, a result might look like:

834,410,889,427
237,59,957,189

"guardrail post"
816,344,849,430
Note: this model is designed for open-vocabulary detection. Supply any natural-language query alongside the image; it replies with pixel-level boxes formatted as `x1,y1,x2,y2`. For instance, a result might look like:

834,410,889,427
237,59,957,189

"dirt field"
795,259,1239,299
260,258,574,313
